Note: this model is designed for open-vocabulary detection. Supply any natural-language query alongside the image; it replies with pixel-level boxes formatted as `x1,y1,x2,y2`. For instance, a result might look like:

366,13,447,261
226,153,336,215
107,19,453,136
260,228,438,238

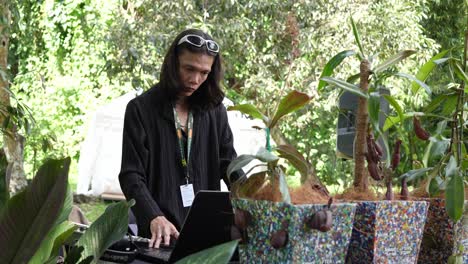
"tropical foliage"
0,157,134,263
5,0,445,187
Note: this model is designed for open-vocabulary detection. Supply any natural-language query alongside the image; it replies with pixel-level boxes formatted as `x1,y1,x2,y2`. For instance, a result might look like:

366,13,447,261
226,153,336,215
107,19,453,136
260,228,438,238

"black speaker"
336,87,390,160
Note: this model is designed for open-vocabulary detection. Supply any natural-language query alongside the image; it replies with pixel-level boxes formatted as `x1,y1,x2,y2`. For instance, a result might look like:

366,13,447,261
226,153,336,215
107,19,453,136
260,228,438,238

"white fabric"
76,92,136,195
77,96,268,196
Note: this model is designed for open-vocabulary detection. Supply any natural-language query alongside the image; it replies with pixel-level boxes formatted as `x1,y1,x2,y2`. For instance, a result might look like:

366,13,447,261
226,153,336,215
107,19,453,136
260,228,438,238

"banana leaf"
74,199,135,263
0,157,71,264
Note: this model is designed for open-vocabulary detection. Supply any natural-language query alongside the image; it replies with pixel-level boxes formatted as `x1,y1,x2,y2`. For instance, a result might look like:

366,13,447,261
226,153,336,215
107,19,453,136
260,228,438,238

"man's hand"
149,216,180,248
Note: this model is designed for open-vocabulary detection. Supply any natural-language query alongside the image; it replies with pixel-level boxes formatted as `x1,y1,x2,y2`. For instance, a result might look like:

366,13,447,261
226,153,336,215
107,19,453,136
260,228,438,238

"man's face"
177,50,215,98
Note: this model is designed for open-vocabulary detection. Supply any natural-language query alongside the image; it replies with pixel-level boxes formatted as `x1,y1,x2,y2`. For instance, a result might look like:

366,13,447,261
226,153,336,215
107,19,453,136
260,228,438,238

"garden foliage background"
5,0,466,190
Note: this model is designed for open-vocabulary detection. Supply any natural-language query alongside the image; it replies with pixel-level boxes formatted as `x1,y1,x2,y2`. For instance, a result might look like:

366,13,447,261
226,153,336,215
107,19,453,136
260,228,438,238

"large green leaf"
29,184,74,263
373,50,416,74
275,144,310,182
383,115,405,131
451,60,468,84
226,148,279,181
382,94,404,129
0,149,9,212
75,199,135,263
442,95,458,116
425,94,451,113
175,240,239,264
423,138,450,167
395,72,432,96
444,156,465,222
269,90,311,129
318,50,356,91
399,167,433,182
320,77,368,98
411,49,449,94
227,155,256,182
424,121,449,166
445,155,457,177
227,104,269,124
427,168,442,197
0,158,71,264
350,17,364,60
29,221,76,263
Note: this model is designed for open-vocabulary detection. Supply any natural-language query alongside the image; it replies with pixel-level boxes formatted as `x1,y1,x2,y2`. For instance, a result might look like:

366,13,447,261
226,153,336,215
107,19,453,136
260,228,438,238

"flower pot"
231,198,356,263
296,203,356,263
417,198,468,263
346,200,429,263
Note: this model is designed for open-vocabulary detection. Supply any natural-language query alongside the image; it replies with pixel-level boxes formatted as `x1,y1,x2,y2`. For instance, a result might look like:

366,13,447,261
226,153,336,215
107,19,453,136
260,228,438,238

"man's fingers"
172,227,180,239
163,233,171,246
149,233,156,248
154,235,162,248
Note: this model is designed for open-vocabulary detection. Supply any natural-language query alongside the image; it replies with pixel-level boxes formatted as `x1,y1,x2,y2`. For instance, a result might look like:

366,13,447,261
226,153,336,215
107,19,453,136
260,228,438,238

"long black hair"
157,29,224,111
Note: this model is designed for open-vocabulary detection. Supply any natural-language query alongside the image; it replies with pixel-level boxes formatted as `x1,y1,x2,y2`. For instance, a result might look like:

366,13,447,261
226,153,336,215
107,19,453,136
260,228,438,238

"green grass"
75,199,109,223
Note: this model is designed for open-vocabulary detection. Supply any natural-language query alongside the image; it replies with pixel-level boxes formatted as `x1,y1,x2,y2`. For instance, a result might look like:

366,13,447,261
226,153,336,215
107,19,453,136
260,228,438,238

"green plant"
320,17,423,198
175,239,239,264
399,47,466,221
0,157,134,264
226,89,324,202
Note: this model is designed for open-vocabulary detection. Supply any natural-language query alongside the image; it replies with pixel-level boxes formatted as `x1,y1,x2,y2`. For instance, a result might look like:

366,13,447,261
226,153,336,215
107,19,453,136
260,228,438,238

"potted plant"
384,38,468,263
227,88,356,263
321,17,430,263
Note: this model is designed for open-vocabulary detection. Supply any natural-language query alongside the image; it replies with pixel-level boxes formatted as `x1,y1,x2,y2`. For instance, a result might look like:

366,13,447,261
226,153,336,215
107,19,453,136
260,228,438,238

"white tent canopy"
76,93,268,196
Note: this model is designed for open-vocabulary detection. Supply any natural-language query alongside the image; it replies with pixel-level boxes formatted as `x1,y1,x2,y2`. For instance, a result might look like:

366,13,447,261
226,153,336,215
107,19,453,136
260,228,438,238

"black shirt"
118,85,239,238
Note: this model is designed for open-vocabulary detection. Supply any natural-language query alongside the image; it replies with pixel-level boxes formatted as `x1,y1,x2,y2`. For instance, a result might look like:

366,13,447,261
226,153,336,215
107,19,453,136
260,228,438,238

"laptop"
136,191,235,263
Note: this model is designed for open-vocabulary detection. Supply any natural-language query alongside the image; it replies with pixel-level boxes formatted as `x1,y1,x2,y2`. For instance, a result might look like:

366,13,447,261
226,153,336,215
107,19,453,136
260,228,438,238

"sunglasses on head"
177,34,220,53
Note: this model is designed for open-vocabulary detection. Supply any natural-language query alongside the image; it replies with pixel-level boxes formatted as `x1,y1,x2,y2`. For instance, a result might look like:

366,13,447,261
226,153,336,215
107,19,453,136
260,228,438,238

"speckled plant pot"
231,198,356,263
296,203,356,263
346,200,429,264
417,198,468,264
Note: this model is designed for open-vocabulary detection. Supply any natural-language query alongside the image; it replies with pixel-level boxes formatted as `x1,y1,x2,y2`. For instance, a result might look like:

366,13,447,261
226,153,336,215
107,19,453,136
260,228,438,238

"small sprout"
385,180,394,200
401,177,409,200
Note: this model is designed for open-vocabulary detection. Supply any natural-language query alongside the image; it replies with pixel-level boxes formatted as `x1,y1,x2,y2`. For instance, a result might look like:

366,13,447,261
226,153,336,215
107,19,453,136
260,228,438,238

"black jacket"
119,85,238,238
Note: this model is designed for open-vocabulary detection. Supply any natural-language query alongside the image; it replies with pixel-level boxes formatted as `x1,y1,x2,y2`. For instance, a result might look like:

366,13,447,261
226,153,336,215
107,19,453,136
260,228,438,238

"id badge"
180,184,195,207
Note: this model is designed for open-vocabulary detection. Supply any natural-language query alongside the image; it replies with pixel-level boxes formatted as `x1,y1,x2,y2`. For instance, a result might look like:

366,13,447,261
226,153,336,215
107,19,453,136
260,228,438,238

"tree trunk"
0,0,27,194
353,59,371,191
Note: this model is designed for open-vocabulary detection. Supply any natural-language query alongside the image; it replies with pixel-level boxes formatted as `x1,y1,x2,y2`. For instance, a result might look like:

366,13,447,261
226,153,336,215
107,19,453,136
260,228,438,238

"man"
119,29,240,248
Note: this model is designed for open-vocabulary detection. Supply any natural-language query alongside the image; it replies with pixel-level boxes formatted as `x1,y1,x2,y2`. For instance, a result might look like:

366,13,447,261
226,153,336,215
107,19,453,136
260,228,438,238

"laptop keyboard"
138,247,172,262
